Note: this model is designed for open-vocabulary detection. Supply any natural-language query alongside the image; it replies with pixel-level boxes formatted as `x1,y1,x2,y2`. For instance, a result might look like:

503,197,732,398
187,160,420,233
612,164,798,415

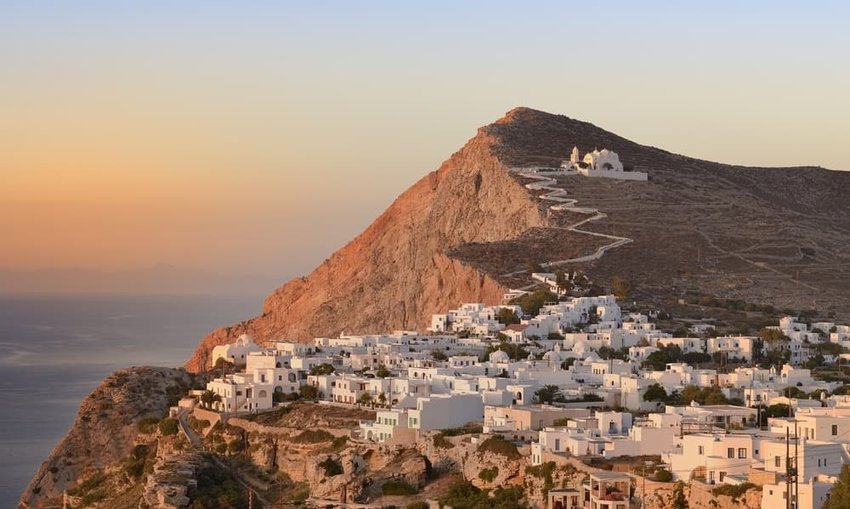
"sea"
0,293,263,508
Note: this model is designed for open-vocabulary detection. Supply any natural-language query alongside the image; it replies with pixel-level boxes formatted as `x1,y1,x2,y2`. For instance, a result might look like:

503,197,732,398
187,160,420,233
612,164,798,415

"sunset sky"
2,2,848,281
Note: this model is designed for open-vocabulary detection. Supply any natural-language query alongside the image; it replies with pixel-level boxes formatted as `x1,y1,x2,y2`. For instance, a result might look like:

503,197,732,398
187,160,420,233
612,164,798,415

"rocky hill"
186,107,850,371
19,367,192,508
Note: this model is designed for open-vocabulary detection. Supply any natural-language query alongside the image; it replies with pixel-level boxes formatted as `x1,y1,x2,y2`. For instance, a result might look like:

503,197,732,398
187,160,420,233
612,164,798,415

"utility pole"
794,419,800,509
786,427,791,509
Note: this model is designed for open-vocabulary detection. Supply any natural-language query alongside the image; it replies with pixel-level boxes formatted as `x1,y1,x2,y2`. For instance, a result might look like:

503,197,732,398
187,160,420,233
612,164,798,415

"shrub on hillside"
137,416,160,434
381,480,418,496
158,418,179,436
477,436,521,460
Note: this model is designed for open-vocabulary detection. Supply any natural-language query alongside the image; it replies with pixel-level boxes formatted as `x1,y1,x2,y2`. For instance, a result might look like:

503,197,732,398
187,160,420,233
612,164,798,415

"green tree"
597,346,628,360
761,346,791,368
783,386,807,398
496,308,521,325
310,363,335,376
482,342,529,362
759,328,789,343
554,271,572,295
299,384,319,400
611,276,633,301
681,352,712,365
561,358,578,370
824,464,850,509
511,289,558,316
643,383,668,402
357,392,372,406
158,418,179,436
375,365,392,378
431,349,448,361
655,469,673,482
672,481,689,509
644,344,684,371
200,390,221,409
534,385,566,404
679,385,729,405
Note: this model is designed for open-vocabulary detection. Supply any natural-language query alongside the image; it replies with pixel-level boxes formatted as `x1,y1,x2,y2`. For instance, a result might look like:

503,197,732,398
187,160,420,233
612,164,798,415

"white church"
562,146,648,181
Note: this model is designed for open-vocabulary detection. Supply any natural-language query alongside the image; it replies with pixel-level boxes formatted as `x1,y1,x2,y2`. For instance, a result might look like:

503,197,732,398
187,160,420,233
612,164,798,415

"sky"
2,1,848,282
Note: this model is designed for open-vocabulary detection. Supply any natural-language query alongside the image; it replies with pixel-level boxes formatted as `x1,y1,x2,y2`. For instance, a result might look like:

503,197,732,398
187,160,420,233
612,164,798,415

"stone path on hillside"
508,168,633,271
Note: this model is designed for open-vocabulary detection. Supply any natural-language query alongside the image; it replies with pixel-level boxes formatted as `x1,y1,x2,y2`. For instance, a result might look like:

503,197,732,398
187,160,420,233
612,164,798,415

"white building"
562,146,648,181
668,432,760,483
211,334,264,367
406,393,484,431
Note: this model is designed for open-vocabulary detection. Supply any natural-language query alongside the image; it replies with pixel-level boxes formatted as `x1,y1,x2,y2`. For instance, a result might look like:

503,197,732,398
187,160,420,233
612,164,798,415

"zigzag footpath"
511,167,633,268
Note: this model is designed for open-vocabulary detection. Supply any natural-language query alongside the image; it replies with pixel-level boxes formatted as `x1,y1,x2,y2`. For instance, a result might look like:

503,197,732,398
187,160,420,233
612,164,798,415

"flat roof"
590,471,631,480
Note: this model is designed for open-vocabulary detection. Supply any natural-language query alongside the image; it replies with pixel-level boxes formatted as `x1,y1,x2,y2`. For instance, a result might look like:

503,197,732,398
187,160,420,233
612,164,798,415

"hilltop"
186,107,850,371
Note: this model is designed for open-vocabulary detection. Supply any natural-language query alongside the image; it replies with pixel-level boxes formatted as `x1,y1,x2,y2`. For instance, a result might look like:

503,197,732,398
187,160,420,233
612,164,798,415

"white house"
211,334,264,367
406,393,484,431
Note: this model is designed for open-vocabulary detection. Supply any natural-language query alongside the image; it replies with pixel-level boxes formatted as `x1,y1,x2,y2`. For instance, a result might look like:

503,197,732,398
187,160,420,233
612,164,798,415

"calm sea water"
0,293,263,507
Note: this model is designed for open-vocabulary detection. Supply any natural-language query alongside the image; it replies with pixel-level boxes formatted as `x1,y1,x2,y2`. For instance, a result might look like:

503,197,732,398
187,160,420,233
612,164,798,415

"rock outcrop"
19,367,191,509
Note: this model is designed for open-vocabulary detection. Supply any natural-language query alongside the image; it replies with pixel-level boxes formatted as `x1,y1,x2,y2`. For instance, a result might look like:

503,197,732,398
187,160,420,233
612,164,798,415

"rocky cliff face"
19,367,191,509
185,111,549,371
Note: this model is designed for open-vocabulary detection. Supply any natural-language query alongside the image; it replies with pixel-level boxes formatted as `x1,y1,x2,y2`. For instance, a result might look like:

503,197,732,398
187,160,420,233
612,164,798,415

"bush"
292,429,334,443
433,433,455,449
328,436,348,452
188,463,248,508
497,308,520,325
66,472,106,496
439,479,526,509
477,436,521,460
479,466,499,482
299,384,319,400
158,418,179,436
655,469,673,482
711,482,759,501
123,444,151,479
406,502,429,509
137,416,160,434
511,289,558,316
290,484,310,503
381,480,418,496
431,350,448,361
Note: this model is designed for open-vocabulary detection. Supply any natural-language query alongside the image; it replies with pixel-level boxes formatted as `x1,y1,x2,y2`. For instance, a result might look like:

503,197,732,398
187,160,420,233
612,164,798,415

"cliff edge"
19,367,191,509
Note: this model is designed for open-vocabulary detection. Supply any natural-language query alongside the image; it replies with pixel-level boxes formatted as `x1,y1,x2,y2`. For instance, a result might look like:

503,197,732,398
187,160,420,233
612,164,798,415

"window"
832,424,838,436
698,445,704,455
719,472,726,482
738,448,747,459
775,456,781,468
727,448,735,459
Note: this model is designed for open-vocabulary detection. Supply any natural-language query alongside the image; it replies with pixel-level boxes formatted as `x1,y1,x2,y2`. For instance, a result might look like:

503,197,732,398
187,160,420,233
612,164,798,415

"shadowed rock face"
186,107,850,372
